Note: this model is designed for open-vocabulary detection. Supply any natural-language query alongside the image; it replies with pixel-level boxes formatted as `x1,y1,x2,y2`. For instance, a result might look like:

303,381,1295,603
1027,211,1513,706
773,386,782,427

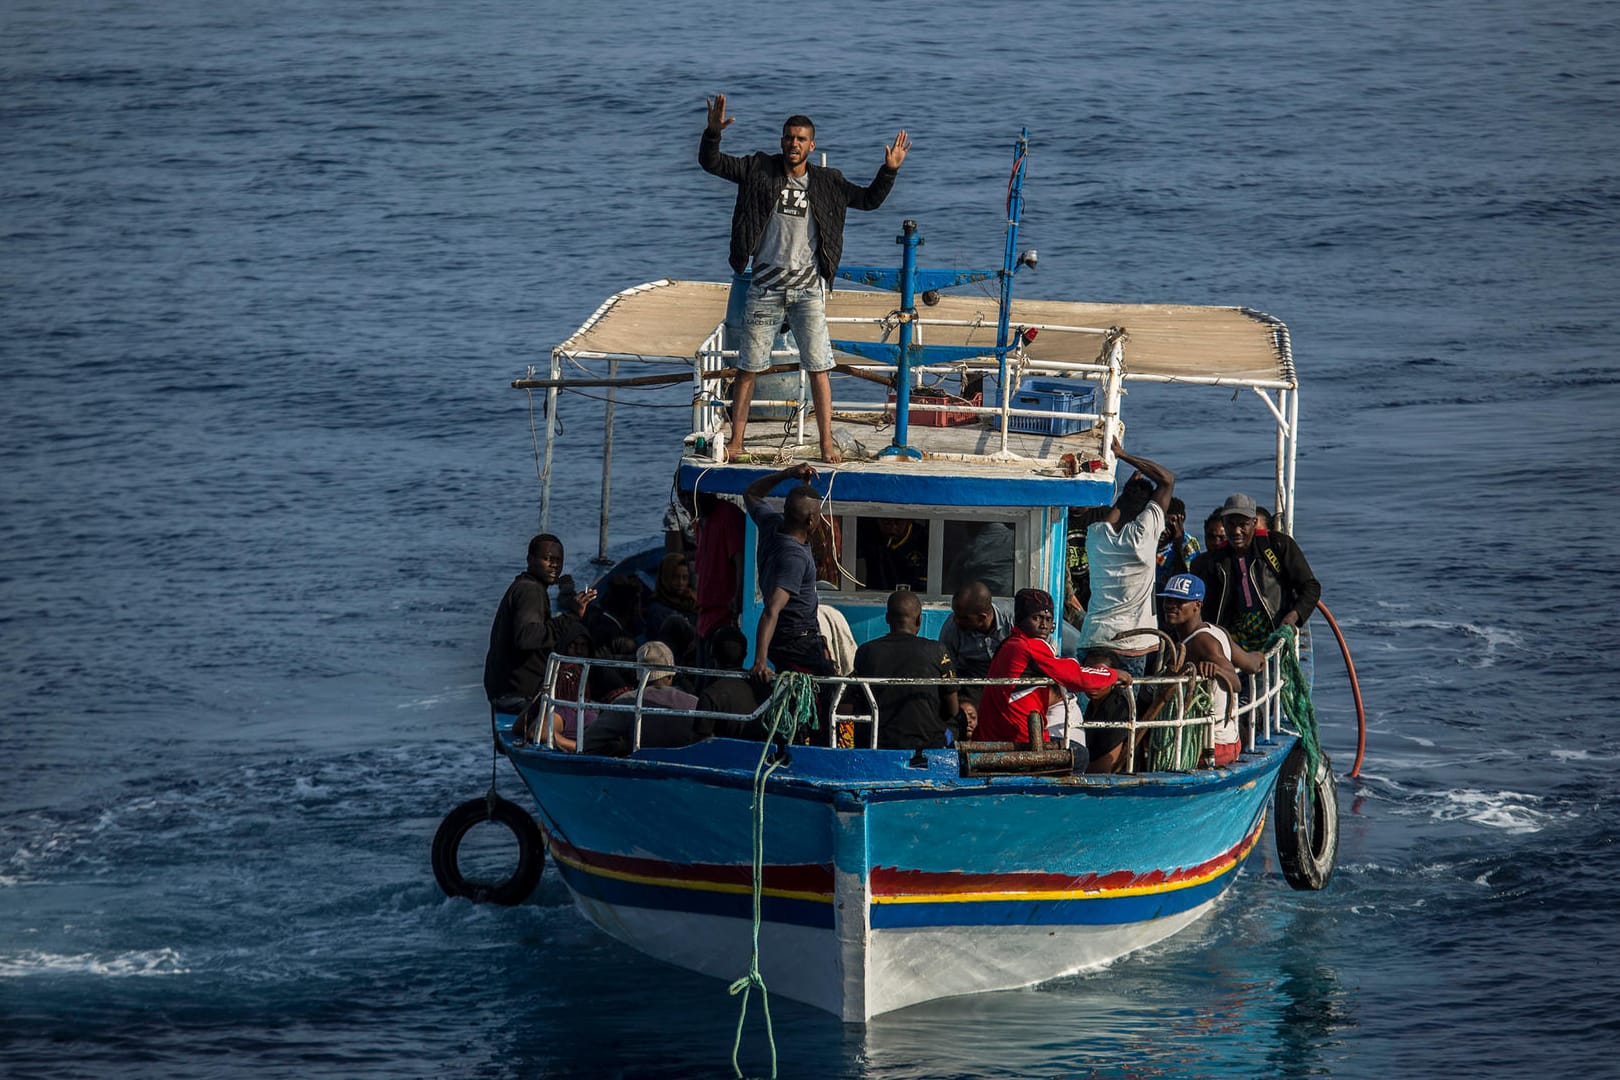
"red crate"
884,390,982,427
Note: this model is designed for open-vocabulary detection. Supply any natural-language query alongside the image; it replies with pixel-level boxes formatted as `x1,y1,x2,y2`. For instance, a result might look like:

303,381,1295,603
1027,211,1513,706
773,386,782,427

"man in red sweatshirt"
976,589,1127,750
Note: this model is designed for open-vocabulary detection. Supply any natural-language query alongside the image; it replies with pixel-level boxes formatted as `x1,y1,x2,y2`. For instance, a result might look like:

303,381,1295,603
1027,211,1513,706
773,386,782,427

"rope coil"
1142,680,1214,773
1265,625,1322,775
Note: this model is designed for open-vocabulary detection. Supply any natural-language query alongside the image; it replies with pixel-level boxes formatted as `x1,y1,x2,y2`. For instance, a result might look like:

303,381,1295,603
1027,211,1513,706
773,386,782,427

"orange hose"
1315,601,1366,777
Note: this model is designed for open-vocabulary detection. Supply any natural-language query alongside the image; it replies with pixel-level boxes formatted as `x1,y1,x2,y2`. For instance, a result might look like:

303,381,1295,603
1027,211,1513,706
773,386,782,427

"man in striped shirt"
700,94,911,463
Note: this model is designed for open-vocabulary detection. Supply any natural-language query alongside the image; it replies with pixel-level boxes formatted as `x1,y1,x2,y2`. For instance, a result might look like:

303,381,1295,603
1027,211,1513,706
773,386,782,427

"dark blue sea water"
3,1,1618,1076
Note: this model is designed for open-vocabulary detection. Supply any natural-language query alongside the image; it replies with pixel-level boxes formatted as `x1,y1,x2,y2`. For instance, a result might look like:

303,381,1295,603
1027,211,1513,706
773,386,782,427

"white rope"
817,470,866,590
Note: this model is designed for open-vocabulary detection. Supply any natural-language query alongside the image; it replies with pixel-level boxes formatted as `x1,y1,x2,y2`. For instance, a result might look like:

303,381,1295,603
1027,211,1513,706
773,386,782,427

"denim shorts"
737,279,835,374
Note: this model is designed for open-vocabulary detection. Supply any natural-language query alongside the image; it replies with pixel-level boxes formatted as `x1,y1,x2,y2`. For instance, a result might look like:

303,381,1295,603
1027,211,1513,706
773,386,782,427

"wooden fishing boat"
435,133,1342,1023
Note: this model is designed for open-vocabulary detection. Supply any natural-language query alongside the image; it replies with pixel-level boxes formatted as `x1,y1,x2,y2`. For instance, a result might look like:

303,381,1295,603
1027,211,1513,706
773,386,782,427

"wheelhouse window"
822,506,1033,601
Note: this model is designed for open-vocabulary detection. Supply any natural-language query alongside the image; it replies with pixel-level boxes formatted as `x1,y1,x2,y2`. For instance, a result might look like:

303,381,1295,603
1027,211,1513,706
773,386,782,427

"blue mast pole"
995,129,1030,402
879,219,923,460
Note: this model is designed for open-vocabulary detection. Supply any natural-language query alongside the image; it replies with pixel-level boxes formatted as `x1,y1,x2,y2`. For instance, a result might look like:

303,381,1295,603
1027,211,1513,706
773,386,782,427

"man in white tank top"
1156,573,1262,766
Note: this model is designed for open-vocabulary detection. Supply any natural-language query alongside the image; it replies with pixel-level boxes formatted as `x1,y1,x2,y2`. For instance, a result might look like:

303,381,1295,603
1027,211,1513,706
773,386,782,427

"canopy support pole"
539,349,561,533
594,357,618,564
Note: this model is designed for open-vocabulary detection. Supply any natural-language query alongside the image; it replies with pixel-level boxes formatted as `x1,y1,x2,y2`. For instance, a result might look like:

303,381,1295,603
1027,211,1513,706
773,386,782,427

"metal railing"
518,636,1298,772
687,320,1120,464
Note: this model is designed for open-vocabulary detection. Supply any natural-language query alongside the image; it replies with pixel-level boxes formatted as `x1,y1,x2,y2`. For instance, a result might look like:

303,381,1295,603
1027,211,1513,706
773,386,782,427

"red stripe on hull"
870,816,1264,897
543,830,834,895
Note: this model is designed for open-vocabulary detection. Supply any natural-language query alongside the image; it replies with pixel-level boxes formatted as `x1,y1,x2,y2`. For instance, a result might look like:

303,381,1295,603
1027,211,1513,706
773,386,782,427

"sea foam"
1432,789,1553,834
0,947,189,978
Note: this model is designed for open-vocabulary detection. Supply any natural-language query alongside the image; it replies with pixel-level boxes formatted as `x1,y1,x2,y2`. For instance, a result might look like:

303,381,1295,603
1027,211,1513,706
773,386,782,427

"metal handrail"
690,325,1117,461
524,643,1299,770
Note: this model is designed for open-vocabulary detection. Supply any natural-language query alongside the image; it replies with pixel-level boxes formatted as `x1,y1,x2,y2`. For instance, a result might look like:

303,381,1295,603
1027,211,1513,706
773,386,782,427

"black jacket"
483,573,587,704
699,128,897,285
1192,532,1321,634
852,631,955,751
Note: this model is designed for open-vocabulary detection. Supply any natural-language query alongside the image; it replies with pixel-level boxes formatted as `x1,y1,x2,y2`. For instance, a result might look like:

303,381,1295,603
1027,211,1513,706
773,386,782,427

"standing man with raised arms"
700,94,911,464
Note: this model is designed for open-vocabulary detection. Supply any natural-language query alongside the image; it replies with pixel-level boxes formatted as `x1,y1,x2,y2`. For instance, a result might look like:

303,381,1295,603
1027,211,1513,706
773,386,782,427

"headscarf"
654,553,697,614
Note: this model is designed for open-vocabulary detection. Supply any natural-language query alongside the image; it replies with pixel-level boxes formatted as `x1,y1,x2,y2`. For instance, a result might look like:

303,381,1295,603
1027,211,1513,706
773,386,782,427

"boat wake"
0,947,189,979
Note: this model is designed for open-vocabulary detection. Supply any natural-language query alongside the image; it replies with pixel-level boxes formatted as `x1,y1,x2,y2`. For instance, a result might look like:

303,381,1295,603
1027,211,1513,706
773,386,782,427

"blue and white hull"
506,734,1289,1020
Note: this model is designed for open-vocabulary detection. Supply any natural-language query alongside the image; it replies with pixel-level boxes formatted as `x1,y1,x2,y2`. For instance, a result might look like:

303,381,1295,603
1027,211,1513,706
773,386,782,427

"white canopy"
553,279,1295,387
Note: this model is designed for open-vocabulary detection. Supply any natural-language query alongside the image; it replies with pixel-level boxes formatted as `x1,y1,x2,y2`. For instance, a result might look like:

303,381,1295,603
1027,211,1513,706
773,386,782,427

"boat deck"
508,733,1294,794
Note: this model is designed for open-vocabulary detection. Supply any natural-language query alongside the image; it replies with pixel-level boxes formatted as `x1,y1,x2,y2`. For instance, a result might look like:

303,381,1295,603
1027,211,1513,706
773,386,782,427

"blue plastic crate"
1007,378,1098,436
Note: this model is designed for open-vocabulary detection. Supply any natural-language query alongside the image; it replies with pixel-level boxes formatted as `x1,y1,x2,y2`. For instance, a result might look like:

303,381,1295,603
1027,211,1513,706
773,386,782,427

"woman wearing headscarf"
644,553,698,645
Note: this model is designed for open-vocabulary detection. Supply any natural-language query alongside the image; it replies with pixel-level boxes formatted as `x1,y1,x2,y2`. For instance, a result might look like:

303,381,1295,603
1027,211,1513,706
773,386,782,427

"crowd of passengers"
482,440,1319,770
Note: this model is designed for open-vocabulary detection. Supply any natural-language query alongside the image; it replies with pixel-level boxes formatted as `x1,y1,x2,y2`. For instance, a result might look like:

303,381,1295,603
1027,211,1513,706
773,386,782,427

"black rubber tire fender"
1275,742,1338,891
431,795,545,905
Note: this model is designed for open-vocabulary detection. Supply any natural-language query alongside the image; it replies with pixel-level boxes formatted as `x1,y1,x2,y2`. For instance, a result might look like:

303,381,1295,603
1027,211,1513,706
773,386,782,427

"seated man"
545,634,638,752
852,590,958,751
976,589,1124,753
695,626,764,738
1150,573,1261,766
937,581,1013,738
582,642,702,756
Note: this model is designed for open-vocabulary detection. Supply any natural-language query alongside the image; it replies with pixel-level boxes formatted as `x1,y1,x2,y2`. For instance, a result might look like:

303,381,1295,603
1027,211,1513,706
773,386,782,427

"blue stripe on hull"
870,853,1248,929
554,860,835,930
511,755,836,867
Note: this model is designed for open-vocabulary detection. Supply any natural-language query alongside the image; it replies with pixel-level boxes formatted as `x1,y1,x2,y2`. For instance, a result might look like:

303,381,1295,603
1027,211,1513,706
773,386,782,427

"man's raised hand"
569,586,597,619
885,129,912,170
705,94,735,134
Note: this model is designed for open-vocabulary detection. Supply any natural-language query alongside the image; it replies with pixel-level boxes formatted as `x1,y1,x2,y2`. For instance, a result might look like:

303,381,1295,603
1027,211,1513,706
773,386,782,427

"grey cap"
637,640,676,682
1218,493,1258,520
